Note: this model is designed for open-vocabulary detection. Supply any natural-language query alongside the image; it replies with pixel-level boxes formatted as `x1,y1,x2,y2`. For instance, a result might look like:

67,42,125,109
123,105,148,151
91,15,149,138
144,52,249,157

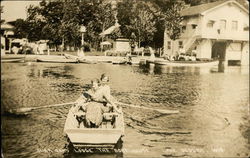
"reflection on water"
142,63,249,75
1,62,249,158
28,65,75,79
141,63,213,75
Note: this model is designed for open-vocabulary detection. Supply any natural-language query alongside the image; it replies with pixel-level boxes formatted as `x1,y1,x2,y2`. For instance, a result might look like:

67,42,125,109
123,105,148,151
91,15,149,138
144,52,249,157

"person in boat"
73,79,103,128
84,79,105,128
99,73,121,113
86,78,121,127
73,77,121,128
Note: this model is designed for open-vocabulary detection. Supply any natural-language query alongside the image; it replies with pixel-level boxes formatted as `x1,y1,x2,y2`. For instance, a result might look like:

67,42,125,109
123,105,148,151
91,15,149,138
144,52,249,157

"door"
212,42,227,60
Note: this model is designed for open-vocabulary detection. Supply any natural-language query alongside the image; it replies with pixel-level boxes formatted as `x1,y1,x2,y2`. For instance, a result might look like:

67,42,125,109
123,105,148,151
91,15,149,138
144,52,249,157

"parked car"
177,53,196,61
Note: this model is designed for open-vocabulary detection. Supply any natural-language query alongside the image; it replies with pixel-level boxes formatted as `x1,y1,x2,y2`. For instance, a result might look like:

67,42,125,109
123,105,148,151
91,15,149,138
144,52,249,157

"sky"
1,1,41,22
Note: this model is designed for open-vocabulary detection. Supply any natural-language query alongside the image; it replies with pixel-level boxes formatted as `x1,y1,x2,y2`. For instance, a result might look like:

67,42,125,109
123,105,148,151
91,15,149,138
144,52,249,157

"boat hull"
112,60,127,64
37,58,78,63
64,54,98,64
154,60,219,67
1,58,25,63
78,59,98,64
127,61,139,65
64,107,124,148
1,56,25,63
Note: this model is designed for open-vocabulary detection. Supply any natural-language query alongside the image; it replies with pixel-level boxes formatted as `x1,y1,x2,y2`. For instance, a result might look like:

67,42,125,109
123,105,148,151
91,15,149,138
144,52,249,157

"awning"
100,41,112,45
12,38,28,44
12,39,23,43
4,30,14,36
1,23,14,30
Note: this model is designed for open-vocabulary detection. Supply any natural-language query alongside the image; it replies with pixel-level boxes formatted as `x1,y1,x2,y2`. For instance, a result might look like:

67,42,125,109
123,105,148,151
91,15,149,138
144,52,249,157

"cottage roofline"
202,0,249,16
181,0,249,17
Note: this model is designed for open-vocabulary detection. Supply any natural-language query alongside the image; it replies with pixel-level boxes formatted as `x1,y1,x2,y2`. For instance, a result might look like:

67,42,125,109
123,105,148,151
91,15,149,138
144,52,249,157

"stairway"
184,34,197,53
183,28,200,53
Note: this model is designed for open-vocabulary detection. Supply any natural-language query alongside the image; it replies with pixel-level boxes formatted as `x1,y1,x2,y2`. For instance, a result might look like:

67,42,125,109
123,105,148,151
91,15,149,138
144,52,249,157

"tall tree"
117,0,157,46
39,0,64,45
151,0,185,41
60,0,81,48
164,1,184,40
12,19,29,39
26,4,46,41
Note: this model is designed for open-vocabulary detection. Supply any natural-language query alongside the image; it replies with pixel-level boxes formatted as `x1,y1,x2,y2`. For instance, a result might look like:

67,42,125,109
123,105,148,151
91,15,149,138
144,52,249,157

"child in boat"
84,79,104,128
72,83,93,128
86,77,122,127
74,77,121,128
72,79,103,128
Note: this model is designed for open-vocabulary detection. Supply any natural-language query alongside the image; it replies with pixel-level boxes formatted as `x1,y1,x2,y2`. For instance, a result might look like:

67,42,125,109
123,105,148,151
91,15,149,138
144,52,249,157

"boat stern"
65,128,123,148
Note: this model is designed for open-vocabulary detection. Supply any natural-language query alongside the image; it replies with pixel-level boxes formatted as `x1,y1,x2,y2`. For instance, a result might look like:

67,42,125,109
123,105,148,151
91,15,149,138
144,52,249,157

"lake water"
1,62,249,158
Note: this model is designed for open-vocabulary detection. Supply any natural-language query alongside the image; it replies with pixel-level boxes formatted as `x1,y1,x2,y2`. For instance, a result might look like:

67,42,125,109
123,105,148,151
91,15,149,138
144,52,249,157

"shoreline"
1,53,157,62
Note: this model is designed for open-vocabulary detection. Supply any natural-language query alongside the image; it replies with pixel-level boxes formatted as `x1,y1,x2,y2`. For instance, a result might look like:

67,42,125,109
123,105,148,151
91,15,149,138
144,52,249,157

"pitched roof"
0,23,14,30
99,23,120,36
180,0,247,17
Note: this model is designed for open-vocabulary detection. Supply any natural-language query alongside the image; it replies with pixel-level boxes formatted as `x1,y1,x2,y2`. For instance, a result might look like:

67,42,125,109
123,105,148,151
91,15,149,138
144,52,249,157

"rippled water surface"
1,62,249,158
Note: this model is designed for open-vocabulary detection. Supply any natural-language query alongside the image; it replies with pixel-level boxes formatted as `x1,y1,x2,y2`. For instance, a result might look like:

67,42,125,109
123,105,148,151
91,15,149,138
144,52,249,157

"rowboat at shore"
112,59,127,64
1,58,25,63
1,56,25,63
36,58,78,63
78,59,98,64
127,58,141,65
64,106,125,149
154,60,219,67
64,54,98,64
127,61,140,65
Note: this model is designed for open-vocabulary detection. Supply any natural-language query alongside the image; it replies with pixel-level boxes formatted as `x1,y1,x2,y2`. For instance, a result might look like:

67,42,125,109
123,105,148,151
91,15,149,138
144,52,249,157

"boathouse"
163,0,249,66
0,22,15,55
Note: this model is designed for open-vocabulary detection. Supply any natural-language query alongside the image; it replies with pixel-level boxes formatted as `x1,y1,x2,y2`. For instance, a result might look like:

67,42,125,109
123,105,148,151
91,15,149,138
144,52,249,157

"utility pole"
80,25,86,55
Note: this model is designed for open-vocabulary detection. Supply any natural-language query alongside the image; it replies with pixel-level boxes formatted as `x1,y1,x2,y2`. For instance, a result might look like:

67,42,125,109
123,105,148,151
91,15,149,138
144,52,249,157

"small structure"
0,22,15,55
37,40,49,54
113,38,130,52
100,23,131,54
164,0,249,66
100,41,112,52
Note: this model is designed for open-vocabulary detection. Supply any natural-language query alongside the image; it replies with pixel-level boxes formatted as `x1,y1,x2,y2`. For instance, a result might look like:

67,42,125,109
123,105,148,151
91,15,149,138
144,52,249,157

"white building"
100,23,131,54
0,23,15,55
164,0,249,65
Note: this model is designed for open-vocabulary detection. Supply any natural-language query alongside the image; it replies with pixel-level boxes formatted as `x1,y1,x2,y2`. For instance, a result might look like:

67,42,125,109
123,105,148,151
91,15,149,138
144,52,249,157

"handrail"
183,28,199,52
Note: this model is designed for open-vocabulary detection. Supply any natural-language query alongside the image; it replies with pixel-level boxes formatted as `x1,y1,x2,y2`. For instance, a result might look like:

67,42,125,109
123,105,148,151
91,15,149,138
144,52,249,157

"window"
243,24,249,31
179,41,183,49
244,27,249,31
192,24,197,29
220,19,226,30
167,41,171,49
182,26,186,33
207,20,215,28
232,21,238,30
228,43,241,51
